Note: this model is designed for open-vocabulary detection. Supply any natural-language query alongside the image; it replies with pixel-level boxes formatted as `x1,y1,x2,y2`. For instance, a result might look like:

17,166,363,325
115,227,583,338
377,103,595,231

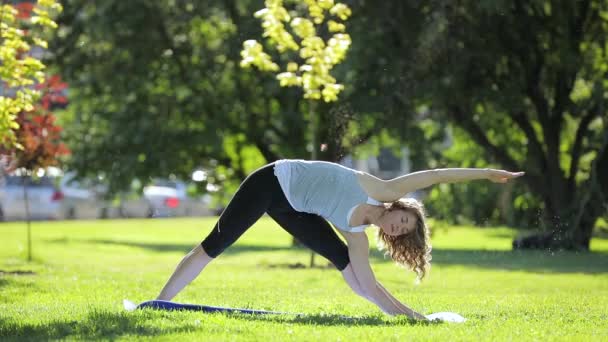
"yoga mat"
124,300,465,322
123,299,286,315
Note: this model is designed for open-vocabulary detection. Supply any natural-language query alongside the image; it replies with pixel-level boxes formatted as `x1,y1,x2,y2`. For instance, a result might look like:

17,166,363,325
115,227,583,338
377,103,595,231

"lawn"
1,217,607,341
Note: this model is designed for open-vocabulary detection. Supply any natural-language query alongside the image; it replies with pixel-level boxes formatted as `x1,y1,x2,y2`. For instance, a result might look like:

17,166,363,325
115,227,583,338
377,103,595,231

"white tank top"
273,159,381,232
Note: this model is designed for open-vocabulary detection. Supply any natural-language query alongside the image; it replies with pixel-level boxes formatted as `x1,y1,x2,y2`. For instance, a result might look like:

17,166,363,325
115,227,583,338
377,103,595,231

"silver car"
59,173,114,220
117,179,211,218
0,175,63,221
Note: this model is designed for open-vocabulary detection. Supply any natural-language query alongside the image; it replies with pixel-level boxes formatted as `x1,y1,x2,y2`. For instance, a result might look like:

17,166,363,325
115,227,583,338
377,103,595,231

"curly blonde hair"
376,198,432,281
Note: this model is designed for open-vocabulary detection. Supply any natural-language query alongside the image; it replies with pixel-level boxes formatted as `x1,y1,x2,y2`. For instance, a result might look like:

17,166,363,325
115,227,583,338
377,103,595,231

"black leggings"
201,163,350,270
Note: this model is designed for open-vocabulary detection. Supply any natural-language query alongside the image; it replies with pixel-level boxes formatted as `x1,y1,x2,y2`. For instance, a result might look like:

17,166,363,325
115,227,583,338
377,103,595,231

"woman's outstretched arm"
340,231,427,320
357,168,524,202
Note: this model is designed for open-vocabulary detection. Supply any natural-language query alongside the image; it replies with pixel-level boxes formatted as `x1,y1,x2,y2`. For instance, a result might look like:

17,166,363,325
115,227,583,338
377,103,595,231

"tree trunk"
289,101,318,266
22,175,33,262
515,128,608,251
512,218,594,251
497,182,515,226
513,189,598,251
572,209,596,250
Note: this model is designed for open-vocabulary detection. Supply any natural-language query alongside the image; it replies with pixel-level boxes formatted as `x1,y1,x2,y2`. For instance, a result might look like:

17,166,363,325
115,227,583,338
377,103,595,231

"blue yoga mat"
123,300,465,322
124,299,286,315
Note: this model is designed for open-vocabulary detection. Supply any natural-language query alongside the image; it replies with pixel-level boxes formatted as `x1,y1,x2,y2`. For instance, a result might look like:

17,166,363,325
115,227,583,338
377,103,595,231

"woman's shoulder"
277,159,356,170
355,172,401,202
338,229,369,245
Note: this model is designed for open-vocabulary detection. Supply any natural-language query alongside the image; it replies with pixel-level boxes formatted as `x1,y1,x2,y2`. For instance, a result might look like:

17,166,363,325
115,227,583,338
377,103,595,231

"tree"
347,0,608,250
240,0,354,264
49,0,382,198
240,0,352,103
0,0,62,148
0,0,65,261
241,0,352,158
51,0,608,254
50,1,299,195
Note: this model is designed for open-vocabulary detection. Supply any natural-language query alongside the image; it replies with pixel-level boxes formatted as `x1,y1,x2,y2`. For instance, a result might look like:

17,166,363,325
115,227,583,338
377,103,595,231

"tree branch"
252,137,280,163
568,107,598,192
571,126,608,236
512,0,551,129
509,110,547,170
450,107,519,170
573,0,591,42
450,106,545,195
267,121,289,142
155,11,190,86
552,69,572,130
513,0,563,201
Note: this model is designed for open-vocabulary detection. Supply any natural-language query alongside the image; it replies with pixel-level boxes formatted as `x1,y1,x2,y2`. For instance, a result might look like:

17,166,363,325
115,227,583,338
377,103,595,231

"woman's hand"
486,169,525,183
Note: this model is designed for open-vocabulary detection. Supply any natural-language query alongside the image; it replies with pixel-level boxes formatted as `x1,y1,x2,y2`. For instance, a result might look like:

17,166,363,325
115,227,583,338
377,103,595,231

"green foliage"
0,0,62,148
240,0,352,102
52,0,313,195
347,1,608,248
424,125,543,228
426,132,498,225
51,0,363,198
1,218,607,340
48,0,607,245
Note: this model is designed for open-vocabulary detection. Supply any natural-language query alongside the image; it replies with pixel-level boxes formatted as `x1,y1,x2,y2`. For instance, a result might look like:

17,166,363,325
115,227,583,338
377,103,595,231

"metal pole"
22,173,32,262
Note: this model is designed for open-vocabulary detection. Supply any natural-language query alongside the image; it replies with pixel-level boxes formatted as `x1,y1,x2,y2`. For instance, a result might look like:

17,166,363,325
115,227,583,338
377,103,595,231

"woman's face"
379,209,417,236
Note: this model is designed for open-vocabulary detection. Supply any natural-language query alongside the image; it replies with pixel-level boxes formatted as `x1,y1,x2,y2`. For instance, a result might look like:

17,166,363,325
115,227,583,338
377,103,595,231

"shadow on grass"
47,238,608,274
0,310,195,341
47,238,292,255
263,262,335,269
0,270,36,276
0,273,39,293
373,248,608,274
229,312,428,327
0,310,430,340
486,231,518,239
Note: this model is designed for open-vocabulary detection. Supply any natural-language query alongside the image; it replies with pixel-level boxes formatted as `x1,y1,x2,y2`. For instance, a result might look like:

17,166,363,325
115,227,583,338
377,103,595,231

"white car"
142,181,182,217
0,175,63,221
59,173,114,220
117,179,211,218
112,180,183,218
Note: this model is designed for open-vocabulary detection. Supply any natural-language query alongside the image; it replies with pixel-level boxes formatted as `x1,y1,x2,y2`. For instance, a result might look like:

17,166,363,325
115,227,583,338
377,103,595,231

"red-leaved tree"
1,75,70,172
0,0,67,261
0,77,70,261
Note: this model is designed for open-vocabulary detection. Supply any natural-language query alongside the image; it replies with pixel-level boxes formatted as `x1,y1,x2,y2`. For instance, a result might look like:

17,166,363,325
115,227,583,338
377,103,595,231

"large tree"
0,0,66,262
50,0,608,252
51,1,306,191
50,0,406,195
348,0,608,250
0,0,63,148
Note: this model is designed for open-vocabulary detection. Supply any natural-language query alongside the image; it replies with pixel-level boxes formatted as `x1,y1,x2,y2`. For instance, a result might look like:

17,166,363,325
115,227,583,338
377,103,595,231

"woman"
156,159,524,319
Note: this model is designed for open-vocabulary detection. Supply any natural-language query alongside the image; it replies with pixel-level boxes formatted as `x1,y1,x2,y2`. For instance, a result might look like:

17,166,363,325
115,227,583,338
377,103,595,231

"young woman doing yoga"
156,159,524,320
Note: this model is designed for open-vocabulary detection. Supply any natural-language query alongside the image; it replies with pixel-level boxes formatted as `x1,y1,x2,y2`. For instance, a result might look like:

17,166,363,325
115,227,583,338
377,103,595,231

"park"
1,0,608,341
1,218,607,340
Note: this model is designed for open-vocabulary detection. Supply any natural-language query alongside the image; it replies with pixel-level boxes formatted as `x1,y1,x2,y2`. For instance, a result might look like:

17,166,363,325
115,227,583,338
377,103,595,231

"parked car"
0,174,64,221
143,180,184,217
118,179,211,218
59,173,114,220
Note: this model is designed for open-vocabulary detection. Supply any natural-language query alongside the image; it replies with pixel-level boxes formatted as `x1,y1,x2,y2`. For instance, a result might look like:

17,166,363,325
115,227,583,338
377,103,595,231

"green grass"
1,218,607,341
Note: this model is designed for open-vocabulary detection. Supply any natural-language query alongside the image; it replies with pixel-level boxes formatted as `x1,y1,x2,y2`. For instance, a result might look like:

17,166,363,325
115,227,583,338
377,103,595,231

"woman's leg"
156,164,276,301
201,164,279,257
266,208,350,270
157,244,212,300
